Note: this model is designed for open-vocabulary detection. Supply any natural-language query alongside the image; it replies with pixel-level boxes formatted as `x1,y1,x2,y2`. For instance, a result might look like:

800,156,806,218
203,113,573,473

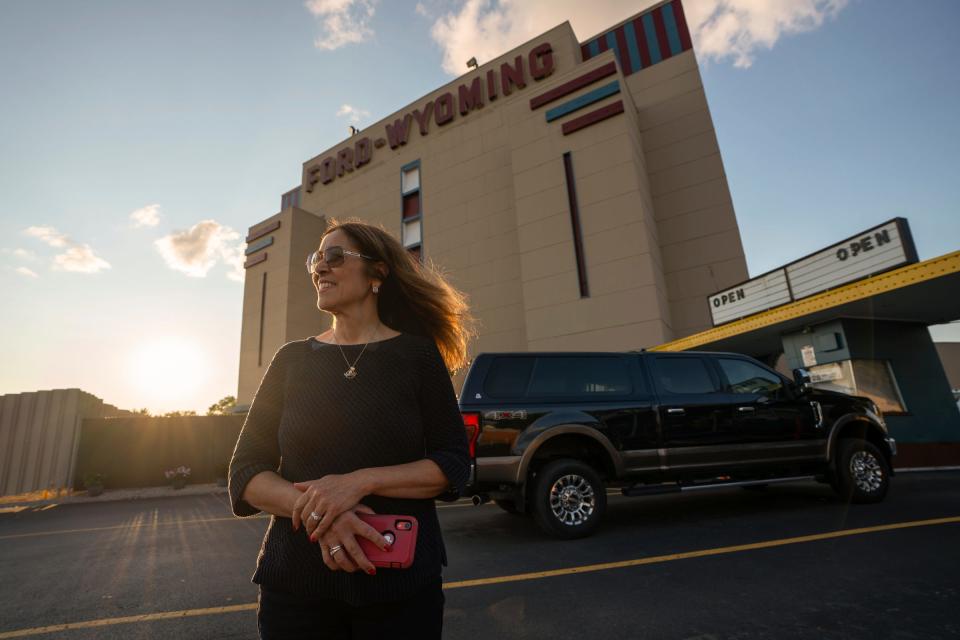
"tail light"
461,412,481,458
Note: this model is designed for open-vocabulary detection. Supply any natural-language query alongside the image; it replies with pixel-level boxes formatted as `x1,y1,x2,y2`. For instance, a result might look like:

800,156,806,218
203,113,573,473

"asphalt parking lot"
0,472,957,639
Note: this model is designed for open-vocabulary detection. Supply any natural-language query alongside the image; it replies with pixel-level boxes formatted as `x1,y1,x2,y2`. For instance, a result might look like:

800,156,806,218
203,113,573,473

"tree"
131,408,152,416
161,409,198,417
207,395,237,416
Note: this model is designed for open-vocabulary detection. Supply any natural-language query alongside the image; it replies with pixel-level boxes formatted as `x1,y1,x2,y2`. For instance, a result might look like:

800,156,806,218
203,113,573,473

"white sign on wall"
708,269,791,325
785,219,913,300
706,218,917,326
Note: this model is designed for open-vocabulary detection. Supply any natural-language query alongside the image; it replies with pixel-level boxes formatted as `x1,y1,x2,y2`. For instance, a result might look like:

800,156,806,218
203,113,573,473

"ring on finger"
329,544,342,556
310,511,321,521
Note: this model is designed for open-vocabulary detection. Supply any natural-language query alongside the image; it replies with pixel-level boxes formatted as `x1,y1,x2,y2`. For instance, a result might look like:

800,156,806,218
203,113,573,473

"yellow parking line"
0,514,956,638
0,506,29,514
0,604,257,639
443,515,960,589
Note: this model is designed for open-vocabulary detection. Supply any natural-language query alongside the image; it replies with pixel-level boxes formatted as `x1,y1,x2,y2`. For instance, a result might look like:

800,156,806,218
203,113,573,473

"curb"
0,483,228,509
3,467,959,509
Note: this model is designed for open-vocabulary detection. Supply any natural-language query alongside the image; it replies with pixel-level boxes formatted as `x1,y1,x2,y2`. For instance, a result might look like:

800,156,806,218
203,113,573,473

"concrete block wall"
0,389,128,497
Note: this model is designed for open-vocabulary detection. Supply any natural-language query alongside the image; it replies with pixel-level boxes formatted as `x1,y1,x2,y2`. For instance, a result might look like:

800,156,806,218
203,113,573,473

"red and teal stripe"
580,0,693,75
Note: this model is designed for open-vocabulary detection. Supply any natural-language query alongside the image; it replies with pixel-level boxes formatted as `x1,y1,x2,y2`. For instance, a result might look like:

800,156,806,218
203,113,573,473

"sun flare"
128,338,208,408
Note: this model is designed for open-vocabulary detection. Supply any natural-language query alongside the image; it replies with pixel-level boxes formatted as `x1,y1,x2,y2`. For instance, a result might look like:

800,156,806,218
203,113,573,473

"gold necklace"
333,322,381,379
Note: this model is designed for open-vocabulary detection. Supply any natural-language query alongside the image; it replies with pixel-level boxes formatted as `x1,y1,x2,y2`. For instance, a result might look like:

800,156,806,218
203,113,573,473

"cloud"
51,245,111,273
427,0,848,75
336,103,371,124
15,266,39,278
305,0,378,50
0,247,39,262
690,0,848,68
220,241,246,283
13,248,38,261
21,225,111,273
129,203,161,228
23,225,70,248
415,2,429,17
154,220,245,282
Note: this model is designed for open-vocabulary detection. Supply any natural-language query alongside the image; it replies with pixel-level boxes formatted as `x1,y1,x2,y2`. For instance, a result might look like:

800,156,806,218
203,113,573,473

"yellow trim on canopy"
650,250,960,352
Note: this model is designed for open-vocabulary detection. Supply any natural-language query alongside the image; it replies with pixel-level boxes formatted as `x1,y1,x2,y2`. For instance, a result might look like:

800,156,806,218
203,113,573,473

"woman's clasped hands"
291,474,391,575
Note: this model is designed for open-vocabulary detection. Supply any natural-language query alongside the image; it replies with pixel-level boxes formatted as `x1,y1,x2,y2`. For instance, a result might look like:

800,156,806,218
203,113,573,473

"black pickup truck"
458,350,896,538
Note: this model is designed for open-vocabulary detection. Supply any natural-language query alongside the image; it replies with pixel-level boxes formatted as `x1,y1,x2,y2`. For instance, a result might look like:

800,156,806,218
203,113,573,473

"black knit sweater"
228,332,471,606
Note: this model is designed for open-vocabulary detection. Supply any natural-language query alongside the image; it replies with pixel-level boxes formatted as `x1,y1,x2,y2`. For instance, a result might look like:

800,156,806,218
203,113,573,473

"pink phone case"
356,513,419,569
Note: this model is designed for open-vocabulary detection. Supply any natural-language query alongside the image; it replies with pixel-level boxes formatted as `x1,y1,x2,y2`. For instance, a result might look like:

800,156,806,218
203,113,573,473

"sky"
1,0,958,414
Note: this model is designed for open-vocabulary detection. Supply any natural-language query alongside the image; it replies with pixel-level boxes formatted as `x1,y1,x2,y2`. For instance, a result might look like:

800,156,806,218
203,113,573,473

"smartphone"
355,513,419,569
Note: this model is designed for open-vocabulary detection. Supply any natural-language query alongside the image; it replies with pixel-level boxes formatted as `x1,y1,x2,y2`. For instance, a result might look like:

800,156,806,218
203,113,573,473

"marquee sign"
708,218,918,326
709,269,792,326
304,43,555,192
785,219,915,300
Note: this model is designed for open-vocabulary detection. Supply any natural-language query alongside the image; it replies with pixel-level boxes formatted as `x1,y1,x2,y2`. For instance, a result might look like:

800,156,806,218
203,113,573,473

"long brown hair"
315,217,479,374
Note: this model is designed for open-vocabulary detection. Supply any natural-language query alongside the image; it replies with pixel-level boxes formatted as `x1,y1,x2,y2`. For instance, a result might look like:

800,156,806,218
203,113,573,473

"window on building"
402,192,420,219
402,217,421,245
401,165,420,192
401,161,422,263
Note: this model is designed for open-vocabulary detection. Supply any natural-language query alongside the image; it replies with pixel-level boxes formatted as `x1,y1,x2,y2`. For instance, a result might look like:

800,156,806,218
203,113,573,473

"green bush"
83,472,105,487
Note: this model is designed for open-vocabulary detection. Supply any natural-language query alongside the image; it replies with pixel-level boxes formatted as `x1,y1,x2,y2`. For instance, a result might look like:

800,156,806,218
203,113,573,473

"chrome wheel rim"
850,450,883,493
549,474,595,526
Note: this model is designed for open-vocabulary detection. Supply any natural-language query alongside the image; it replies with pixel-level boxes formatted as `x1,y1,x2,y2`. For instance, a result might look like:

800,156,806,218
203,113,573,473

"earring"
372,284,379,293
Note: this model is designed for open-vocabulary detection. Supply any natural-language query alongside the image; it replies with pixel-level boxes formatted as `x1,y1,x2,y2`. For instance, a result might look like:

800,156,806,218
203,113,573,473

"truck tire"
833,438,890,504
530,458,607,539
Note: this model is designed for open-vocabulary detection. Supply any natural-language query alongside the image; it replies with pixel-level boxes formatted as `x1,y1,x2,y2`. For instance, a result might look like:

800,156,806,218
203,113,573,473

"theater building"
236,0,750,404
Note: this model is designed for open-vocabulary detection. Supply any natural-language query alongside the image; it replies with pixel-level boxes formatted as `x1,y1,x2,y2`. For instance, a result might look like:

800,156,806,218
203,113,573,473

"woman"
228,218,477,639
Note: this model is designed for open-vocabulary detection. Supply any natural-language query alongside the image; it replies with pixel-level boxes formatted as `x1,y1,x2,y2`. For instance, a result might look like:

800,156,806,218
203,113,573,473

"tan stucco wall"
625,49,749,337
237,207,330,405
237,13,749,404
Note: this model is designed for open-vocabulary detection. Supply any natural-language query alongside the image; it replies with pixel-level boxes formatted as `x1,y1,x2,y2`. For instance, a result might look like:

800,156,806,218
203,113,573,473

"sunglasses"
305,246,376,274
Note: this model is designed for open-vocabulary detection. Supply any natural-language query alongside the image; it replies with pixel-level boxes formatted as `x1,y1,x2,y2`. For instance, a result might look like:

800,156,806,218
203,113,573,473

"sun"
128,338,209,407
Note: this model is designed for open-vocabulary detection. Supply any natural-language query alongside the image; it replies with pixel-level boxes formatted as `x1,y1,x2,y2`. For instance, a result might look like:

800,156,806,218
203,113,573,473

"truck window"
483,356,535,398
528,356,632,397
654,357,719,395
717,358,784,396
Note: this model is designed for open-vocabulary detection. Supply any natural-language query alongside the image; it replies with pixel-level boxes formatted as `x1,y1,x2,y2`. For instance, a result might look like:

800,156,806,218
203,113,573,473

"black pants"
257,575,445,639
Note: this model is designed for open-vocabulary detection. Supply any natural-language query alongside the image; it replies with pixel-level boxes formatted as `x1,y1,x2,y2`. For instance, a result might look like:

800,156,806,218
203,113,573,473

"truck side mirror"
792,368,812,394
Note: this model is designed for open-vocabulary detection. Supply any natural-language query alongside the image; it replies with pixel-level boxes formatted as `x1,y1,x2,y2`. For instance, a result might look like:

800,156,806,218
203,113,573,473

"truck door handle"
737,406,755,413
810,400,824,429
666,408,685,415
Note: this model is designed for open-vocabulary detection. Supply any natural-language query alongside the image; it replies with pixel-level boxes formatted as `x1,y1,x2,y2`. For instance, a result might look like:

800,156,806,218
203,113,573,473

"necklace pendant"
343,366,357,379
